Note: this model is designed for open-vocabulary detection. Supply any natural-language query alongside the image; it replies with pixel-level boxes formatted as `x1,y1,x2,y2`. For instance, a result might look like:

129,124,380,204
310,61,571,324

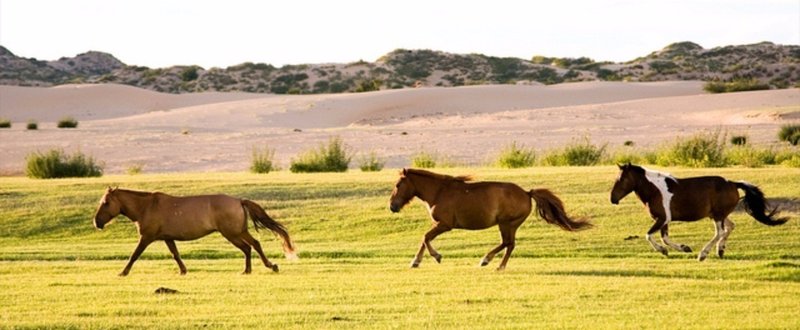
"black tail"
528,189,592,231
241,199,298,259
734,182,788,226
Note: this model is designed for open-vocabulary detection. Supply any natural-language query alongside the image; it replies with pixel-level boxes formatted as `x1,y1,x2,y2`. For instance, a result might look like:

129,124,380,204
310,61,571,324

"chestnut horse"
389,168,591,270
93,187,297,276
610,164,788,261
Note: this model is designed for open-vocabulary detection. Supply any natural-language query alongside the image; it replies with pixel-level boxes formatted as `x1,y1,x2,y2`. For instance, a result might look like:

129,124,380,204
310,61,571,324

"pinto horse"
93,187,297,276
389,168,591,270
610,164,788,261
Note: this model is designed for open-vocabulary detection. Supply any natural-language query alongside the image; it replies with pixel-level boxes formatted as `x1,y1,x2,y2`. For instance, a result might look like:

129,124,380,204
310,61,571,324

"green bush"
25,149,103,179
656,130,727,167
0,118,10,128
725,146,775,167
26,120,38,130
496,142,536,168
775,148,800,167
730,135,747,146
778,124,800,146
126,164,144,175
358,152,385,172
290,137,351,173
411,152,437,168
250,146,277,174
542,138,607,166
703,78,770,93
57,117,79,128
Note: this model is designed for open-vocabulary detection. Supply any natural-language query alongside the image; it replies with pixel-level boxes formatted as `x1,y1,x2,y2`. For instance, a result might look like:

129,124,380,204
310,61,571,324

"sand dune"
0,82,797,174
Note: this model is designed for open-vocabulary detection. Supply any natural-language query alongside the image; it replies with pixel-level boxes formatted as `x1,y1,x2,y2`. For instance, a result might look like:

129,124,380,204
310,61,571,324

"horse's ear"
106,186,113,192
402,168,408,176
617,164,625,170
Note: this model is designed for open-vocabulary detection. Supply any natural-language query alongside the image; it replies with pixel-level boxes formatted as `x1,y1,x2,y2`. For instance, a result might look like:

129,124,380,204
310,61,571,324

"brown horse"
389,168,591,270
93,187,297,276
610,163,788,260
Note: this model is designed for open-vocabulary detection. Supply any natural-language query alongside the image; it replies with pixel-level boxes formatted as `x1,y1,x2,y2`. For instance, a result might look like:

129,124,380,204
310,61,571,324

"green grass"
1,167,799,329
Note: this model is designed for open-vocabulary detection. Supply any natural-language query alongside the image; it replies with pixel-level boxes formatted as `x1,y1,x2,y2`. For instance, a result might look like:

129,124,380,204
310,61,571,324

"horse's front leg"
646,217,669,256
659,224,692,253
120,236,154,276
410,224,451,268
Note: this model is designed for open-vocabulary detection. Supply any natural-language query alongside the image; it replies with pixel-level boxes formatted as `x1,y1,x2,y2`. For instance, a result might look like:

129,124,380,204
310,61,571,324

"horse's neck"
117,190,153,222
411,174,446,205
633,175,659,205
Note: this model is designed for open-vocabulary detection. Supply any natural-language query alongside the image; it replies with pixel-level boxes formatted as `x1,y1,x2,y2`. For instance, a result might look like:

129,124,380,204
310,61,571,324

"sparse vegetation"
290,137,351,173
25,149,102,179
358,152,385,172
778,124,800,146
655,130,727,167
542,138,607,166
411,152,438,168
0,118,10,128
703,78,770,93
730,135,748,146
126,163,144,175
26,120,38,130
56,117,79,128
250,146,277,174
495,142,536,168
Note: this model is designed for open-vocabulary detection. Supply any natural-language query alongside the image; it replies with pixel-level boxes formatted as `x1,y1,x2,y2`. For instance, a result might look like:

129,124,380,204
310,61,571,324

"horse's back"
671,176,739,221
442,181,531,229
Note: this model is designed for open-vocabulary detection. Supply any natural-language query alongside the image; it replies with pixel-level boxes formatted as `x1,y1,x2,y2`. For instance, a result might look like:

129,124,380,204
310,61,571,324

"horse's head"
611,163,640,204
389,168,416,213
94,186,121,229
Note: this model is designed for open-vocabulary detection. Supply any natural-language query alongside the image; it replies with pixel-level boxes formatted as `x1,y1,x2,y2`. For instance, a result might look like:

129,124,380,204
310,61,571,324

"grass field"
1,167,799,329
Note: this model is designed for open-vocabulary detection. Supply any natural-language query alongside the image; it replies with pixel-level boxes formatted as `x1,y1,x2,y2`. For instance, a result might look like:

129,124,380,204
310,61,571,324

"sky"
1,0,798,69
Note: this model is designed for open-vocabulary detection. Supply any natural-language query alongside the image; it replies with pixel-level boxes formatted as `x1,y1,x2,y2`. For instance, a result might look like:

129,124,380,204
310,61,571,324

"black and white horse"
610,163,788,260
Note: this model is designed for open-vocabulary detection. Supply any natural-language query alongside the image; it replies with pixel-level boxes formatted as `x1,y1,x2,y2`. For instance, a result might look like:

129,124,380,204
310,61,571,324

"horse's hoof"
697,254,707,262
410,261,420,268
681,245,693,253
118,272,129,277
242,269,252,275
480,258,490,267
271,264,279,273
495,266,506,271
433,254,442,263
659,249,669,257
717,250,725,258
179,271,187,276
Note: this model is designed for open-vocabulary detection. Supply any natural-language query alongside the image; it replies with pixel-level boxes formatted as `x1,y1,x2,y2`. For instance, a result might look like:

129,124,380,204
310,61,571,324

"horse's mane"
113,188,158,197
405,168,473,182
627,164,678,184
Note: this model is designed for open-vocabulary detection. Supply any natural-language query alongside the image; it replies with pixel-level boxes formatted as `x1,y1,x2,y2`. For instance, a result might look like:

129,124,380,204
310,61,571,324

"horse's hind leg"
410,224,450,268
480,242,507,267
242,232,279,272
660,224,692,253
165,240,187,275
223,235,253,274
698,219,725,262
716,218,735,258
496,223,520,271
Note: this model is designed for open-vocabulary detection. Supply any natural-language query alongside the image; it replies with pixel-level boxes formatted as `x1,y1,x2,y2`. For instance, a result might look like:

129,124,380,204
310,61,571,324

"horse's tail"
733,181,788,226
528,189,592,232
241,199,298,260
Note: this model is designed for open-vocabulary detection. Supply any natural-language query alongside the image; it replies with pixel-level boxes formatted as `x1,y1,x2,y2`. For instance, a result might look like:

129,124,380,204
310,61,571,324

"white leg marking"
699,221,724,261
647,233,668,256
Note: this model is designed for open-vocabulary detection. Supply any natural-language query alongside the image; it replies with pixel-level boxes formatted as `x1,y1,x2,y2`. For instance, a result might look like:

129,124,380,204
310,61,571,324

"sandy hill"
0,81,797,174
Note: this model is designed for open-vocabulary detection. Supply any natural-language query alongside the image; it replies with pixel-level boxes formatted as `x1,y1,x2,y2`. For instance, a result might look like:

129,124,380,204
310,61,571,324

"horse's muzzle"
610,197,619,205
389,204,401,213
94,218,105,230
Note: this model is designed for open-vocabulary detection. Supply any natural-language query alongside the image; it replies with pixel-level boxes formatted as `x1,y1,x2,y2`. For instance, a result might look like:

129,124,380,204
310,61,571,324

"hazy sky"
1,0,798,68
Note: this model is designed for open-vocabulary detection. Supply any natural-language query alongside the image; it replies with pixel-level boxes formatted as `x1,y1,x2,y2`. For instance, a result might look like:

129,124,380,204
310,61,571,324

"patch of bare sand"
0,81,797,174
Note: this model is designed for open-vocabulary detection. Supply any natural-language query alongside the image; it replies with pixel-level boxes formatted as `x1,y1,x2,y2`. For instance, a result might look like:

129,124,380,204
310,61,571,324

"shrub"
730,135,747,146
725,146,775,167
775,148,800,167
778,124,800,146
703,78,770,93
623,140,635,147
358,152,385,172
656,130,727,167
250,146,276,174
126,163,144,175
496,142,536,168
411,152,437,168
0,118,10,128
25,149,103,179
26,120,38,130
290,137,351,173
57,117,79,128
542,138,607,166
